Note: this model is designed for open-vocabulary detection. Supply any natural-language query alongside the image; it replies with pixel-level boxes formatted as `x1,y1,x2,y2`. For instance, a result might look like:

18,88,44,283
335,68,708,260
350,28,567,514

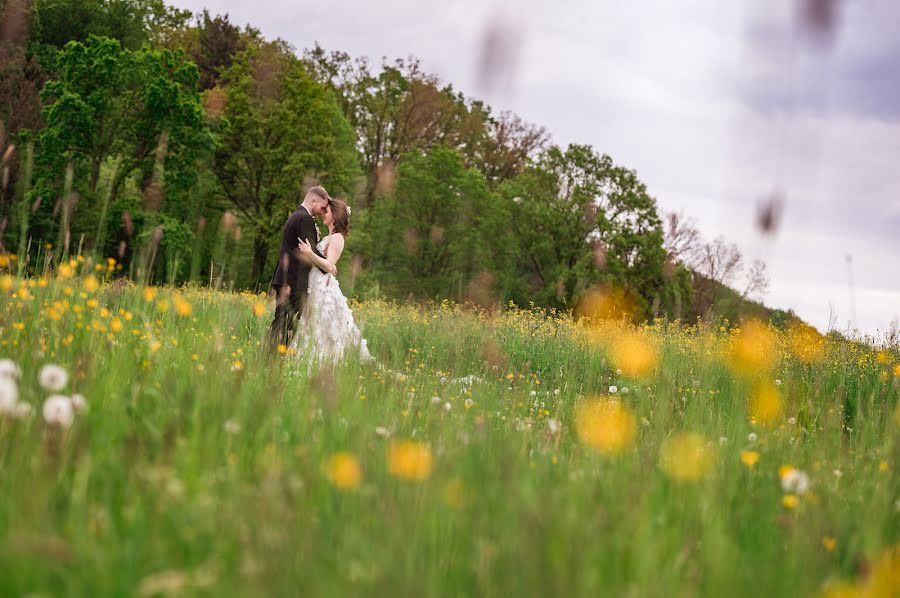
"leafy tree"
353,145,513,301
499,144,675,317
192,10,247,91
304,47,501,205
30,34,208,260
213,42,360,288
32,0,149,51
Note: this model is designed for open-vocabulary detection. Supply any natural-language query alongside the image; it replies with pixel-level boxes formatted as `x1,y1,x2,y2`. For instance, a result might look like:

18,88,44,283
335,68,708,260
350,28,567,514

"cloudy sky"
176,0,900,338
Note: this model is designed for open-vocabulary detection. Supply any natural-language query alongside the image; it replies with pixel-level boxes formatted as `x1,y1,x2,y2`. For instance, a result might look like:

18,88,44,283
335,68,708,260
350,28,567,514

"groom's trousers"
266,284,307,353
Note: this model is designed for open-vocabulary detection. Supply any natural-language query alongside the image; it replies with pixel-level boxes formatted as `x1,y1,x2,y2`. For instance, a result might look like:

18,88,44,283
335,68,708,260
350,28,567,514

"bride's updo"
330,199,351,237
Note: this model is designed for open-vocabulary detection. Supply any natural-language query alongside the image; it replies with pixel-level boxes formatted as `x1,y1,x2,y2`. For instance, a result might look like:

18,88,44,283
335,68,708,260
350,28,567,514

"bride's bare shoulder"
329,234,346,249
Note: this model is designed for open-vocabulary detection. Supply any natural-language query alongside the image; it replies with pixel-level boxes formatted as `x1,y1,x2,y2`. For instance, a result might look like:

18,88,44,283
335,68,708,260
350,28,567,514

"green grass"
0,273,898,597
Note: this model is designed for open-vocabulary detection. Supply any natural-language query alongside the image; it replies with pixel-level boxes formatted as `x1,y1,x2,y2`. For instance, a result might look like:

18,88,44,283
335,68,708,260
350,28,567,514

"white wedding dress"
294,235,372,365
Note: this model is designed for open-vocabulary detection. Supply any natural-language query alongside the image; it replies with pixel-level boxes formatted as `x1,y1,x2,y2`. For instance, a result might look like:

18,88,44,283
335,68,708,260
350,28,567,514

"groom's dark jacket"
269,205,326,297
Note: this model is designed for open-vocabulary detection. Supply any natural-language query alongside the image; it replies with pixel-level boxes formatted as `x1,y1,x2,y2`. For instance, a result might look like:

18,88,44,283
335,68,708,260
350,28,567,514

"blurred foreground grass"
0,265,898,597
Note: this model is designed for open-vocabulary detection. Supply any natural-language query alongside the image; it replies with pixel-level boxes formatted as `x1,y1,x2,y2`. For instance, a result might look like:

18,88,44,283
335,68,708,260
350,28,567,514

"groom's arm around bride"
266,185,331,353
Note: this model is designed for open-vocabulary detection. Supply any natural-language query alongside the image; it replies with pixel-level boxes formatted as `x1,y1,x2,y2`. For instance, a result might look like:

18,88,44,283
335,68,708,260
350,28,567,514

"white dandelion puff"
431,396,442,405
608,385,618,394
70,393,88,414
0,358,21,380
774,379,782,386
547,418,561,434
788,416,797,425
781,469,810,495
39,364,68,392
375,426,391,438
0,377,18,413
223,419,241,435
443,402,452,412
464,398,474,409
748,432,758,442
42,395,74,428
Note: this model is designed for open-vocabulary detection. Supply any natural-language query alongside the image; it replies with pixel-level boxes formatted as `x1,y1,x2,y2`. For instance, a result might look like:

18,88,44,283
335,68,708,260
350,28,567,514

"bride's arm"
298,239,337,276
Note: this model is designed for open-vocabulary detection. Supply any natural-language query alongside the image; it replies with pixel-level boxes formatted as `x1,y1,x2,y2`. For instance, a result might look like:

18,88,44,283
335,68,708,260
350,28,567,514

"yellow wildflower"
324,452,362,490
387,440,433,481
575,398,636,454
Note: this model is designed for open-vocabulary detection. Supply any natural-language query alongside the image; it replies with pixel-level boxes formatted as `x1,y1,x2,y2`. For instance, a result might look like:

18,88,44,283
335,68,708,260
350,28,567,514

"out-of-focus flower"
375,426,391,438
610,331,658,379
547,418,561,434
324,452,362,490
660,433,715,482
575,398,636,454
748,432,758,442
224,419,241,435
173,295,192,317
70,393,88,414
780,466,810,495
84,275,99,292
608,385,618,394
727,319,778,376
388,440,433,481
822,536,837,552
38,364,68,391
749,381,783,426
0,358,21,379
782,494,799,509
42,395,74,428
740,450,760,468
0,377,18,413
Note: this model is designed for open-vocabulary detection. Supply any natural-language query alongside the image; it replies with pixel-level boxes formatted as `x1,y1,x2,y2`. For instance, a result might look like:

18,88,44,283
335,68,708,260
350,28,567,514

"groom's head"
303,185,331,216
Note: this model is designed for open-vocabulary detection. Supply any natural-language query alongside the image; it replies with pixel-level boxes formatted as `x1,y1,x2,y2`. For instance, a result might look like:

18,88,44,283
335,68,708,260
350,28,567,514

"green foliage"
353,146,513,300
29,34,209,269
497,144,673,318
213,42,360,287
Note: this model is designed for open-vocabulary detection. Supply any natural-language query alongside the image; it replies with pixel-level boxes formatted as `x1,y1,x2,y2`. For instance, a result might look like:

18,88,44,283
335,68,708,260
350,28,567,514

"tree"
31,34,208,260
663,210,700,264
31,0,150,51
304,46,503,205
192,10,247,91
353,145,512,301
213,42,360,288
498,144,674,317
741,259,769,300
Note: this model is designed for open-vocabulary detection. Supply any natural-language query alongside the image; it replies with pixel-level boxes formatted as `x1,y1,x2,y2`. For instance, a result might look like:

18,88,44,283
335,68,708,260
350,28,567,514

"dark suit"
267,205,326,351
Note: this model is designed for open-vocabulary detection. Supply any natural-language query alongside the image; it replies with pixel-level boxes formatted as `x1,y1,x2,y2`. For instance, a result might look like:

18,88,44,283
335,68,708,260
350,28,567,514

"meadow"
0,258,898,597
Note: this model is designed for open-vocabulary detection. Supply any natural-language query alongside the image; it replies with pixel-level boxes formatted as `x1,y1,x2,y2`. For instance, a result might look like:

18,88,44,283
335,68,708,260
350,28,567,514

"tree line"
0,0,786,322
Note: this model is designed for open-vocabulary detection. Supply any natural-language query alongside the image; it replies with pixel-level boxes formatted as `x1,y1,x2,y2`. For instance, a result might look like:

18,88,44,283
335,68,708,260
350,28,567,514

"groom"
267,185,335,352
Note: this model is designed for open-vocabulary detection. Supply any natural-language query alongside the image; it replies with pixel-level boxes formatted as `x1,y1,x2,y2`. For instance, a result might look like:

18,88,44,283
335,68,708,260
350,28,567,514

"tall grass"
0,265,897,597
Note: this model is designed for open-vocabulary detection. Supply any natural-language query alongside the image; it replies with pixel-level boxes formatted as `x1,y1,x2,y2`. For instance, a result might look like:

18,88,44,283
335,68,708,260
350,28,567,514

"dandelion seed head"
0,358,21,380
42,395,74,428
38,364,68,392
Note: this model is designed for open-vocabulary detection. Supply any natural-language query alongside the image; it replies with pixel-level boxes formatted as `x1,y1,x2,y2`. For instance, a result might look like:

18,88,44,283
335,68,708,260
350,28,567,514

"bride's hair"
330,199,351,237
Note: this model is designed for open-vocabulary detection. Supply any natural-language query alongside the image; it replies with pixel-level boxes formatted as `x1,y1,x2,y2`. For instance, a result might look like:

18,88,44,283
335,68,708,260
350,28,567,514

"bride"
295,199,372,365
